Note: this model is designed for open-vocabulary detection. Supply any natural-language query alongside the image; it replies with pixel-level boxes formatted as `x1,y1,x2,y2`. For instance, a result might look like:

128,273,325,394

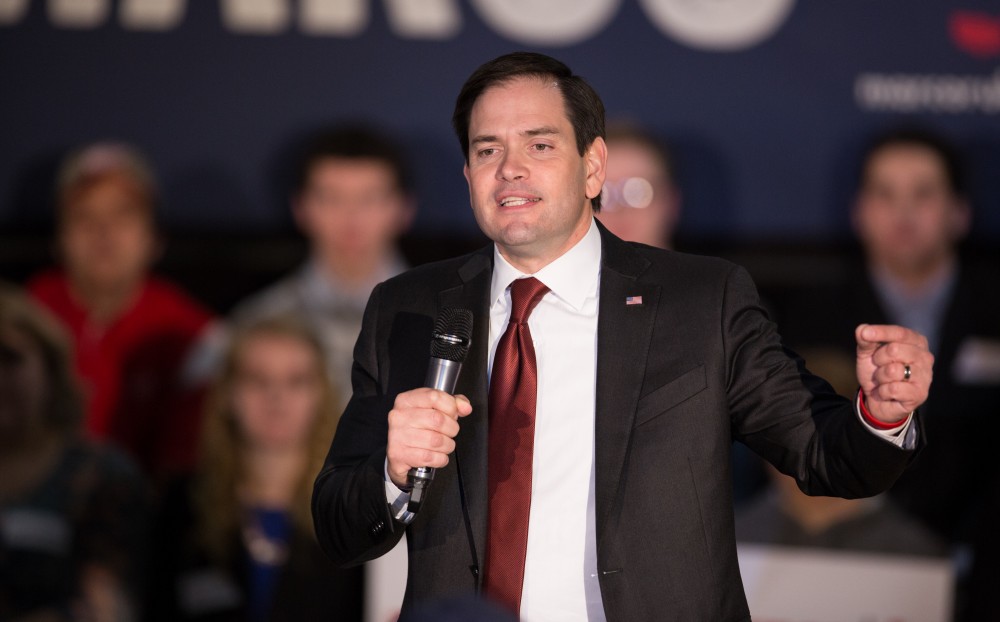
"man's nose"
497,149,528,182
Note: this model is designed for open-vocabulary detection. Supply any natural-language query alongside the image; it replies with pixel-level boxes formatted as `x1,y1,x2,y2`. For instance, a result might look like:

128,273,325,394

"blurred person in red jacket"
28,142,217,482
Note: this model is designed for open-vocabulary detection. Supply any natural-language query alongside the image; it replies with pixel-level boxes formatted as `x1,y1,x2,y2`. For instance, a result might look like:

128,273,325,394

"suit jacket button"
370,520,385,538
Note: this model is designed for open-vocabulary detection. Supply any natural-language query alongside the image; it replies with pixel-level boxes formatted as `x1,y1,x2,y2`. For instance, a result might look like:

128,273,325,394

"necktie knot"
508,277,549,325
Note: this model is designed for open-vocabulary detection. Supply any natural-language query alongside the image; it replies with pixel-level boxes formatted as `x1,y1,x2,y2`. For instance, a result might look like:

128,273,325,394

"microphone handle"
406,357,463,514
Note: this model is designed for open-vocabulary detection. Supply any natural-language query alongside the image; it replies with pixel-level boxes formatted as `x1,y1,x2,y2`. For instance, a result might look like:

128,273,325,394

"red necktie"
484,276,550,613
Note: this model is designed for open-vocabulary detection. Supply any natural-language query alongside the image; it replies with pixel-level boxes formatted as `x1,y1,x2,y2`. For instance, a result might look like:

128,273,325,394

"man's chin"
76,268,145,291
493,223,539,249
884,253,945,276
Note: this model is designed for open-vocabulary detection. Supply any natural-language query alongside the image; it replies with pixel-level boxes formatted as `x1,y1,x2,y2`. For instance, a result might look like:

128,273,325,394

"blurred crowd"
1,121,998,621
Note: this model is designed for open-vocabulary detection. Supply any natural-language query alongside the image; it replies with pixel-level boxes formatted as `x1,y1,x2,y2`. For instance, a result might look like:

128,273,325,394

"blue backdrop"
2,0,999,241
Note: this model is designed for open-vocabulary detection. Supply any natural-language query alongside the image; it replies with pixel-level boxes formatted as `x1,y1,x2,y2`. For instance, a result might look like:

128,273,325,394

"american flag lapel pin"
626,295,643,306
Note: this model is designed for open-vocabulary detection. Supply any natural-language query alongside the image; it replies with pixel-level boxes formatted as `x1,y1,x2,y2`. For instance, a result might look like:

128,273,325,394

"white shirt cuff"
384,458,412,520
855,392,918,450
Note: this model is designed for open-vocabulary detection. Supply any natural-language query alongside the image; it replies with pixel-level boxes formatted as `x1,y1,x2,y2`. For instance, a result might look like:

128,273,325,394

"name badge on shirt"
952,337,1000,385
178,568,244,616
0,508,71,556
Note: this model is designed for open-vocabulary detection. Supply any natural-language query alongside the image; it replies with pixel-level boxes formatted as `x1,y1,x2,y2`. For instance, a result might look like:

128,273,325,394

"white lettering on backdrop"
0,0,795,51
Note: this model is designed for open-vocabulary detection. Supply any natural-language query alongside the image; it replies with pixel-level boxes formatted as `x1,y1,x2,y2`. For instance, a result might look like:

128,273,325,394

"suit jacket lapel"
438,247,493,570
594,223,660,542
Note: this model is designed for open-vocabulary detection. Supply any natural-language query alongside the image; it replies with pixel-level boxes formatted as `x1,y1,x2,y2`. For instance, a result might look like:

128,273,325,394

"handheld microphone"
406,307,474,515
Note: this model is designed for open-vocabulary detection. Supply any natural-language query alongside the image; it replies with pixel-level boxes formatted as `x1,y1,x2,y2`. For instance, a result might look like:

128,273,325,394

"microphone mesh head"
430,308,474,362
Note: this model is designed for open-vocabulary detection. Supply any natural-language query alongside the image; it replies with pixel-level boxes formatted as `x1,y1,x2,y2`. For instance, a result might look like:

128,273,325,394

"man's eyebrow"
470,134,497,147
523,126,559,137
470,127,561,146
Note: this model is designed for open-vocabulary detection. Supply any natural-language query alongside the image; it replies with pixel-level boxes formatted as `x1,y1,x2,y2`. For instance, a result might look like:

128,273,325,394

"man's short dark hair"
860,127,966,197
294,125,412,195
452,52,606,211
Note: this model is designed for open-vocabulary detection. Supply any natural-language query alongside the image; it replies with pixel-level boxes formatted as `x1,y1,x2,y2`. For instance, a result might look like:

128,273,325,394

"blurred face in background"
0,326,48,446
58,174,157,295
294,158,412,275
231,332,323,452
854,144,969,280
596,138,678,249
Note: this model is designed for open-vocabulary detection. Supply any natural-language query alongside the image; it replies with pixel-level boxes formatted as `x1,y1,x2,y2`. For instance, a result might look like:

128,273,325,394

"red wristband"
857,388,909,430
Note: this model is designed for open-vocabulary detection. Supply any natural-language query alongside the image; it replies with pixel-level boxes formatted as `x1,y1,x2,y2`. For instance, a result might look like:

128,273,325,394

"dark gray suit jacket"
312,222,920,621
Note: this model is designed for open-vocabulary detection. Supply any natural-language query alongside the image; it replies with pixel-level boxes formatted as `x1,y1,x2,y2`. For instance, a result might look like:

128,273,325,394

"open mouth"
499,197,541,207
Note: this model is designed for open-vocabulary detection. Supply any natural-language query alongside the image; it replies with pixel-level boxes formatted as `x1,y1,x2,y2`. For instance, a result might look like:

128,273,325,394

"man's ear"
950,198,972,242
396,194,417,234
849,196,864,238
290,194,308,232
149,232,165,268
584,137,607,201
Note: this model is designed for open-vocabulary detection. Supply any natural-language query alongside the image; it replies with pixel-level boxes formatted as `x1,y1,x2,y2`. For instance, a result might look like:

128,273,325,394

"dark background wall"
2,0,998,310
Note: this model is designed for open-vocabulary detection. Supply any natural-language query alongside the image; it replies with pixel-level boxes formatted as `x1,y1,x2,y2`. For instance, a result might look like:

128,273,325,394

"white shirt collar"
490,218,602,312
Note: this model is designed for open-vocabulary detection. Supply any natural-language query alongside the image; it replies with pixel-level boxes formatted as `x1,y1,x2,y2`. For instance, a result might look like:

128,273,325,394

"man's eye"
532,144,551,151
477,148,496,158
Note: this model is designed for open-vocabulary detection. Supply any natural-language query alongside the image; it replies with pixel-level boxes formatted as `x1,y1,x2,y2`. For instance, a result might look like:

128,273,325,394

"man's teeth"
500,197,539,207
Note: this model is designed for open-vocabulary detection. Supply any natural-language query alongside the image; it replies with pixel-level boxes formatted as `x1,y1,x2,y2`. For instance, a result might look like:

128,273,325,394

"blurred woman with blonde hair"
148,315,363,621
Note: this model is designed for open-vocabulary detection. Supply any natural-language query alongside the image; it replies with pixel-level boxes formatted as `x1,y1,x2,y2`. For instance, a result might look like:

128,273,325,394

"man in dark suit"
778,127,1000,621
312,53,933,621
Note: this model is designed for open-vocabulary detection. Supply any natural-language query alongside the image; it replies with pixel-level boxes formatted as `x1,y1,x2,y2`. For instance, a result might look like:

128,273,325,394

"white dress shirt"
385,217,914,620
487,219,605,622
